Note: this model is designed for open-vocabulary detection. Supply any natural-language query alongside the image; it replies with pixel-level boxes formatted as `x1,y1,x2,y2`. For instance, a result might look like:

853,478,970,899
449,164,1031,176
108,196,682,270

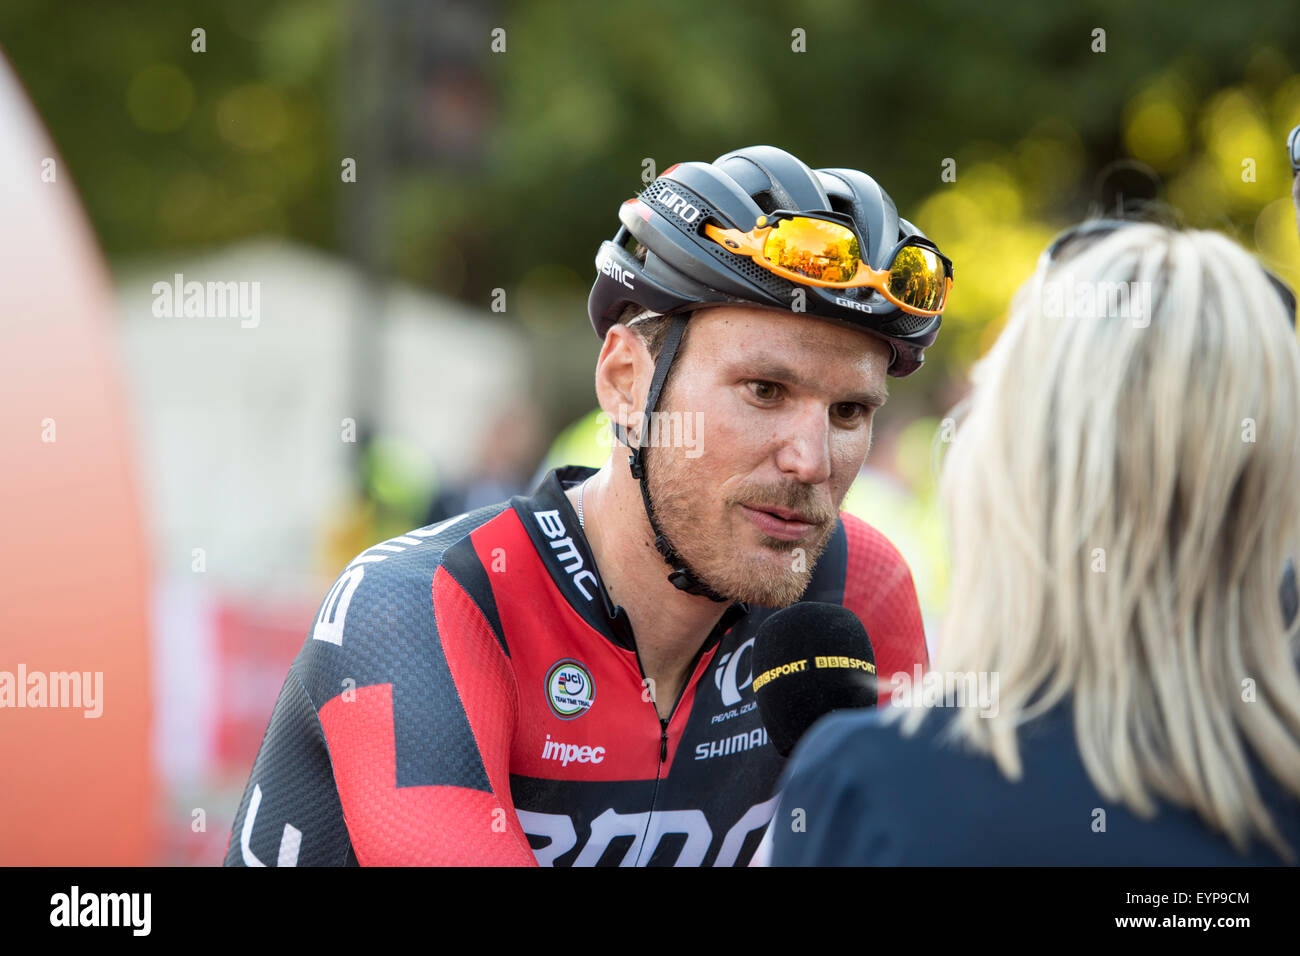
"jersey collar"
512,465,749,652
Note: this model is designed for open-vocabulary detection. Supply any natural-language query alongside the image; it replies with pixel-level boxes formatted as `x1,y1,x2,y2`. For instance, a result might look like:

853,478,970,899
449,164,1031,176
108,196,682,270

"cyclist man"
224,144,952,866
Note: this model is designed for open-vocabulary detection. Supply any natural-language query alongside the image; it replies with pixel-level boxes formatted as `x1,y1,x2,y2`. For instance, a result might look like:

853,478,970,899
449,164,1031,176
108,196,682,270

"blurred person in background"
225,145,949,866
424,397,545,523
840,416,950,653
770,219,1300,865
322,402,543,576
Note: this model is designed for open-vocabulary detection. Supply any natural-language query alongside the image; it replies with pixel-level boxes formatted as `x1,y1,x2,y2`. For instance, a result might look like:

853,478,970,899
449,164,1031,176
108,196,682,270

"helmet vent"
696,216,793,297
876,311,934,336
750,190,780,215
828,193,859,224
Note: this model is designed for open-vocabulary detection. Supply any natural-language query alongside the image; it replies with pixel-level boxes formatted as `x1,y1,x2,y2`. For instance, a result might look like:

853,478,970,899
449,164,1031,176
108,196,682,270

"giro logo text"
659,187,702,224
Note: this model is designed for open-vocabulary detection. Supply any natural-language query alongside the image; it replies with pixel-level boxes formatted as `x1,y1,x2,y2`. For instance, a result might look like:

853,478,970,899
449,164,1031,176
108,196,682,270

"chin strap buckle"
667,566,729,600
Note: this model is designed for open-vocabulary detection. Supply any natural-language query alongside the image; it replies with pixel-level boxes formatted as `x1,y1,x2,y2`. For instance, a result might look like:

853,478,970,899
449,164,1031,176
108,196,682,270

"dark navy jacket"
770,700,1300,865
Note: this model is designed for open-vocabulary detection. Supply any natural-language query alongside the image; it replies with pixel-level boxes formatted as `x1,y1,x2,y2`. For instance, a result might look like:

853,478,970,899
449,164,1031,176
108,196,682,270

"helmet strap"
618,314,730,603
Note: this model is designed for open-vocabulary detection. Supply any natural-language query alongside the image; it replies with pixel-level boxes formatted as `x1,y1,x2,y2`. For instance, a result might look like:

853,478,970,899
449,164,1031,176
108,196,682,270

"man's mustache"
731,483,836,526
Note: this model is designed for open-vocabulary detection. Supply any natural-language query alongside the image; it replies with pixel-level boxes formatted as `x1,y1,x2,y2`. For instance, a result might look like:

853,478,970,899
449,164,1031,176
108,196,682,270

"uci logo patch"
546,659,595,719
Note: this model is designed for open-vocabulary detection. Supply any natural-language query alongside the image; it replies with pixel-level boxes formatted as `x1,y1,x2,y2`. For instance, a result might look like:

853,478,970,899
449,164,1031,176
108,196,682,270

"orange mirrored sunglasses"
703,211,953,316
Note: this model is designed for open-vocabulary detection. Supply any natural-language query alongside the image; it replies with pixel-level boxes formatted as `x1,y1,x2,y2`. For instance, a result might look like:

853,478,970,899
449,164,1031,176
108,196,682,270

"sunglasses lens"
762,217,860,283
888,244,948,312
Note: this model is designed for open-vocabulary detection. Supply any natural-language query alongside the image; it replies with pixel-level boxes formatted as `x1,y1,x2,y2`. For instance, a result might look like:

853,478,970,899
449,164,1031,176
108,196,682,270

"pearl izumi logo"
714,637,755,706
546,659,594,719
710,637,759,724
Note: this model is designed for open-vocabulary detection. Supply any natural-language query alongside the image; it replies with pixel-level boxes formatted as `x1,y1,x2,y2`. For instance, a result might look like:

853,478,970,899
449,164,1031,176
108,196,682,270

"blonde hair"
903,223,1300,860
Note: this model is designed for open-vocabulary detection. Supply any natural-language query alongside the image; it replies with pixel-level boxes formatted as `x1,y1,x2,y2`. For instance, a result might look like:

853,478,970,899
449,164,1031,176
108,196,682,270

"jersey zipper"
661,655,702,750
629,630,725,865
635,639,712,769
631,645,666,766
656,671,693,762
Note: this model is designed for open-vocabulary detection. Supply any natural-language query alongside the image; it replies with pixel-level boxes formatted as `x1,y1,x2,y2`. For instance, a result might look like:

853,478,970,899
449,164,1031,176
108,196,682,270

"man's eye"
832,402,866,422
749,381,781,401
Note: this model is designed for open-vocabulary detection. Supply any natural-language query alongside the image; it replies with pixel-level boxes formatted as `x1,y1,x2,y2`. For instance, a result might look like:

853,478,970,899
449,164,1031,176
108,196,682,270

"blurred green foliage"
3,0,1299,418
1,0,339,249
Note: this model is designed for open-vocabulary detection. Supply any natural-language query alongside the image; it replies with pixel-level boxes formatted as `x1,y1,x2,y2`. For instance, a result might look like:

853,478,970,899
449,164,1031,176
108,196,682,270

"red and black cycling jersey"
223,464,927,867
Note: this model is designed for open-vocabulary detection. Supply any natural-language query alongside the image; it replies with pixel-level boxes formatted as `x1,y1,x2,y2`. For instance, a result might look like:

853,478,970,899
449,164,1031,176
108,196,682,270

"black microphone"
752,602,877,757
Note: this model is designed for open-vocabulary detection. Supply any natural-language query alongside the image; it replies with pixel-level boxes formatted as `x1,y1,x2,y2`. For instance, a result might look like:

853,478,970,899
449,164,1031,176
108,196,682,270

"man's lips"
739,503,820,541
758,504,815,522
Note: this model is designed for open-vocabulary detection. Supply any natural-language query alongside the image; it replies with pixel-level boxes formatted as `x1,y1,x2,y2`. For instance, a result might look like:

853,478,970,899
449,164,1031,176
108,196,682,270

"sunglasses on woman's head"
1042,219,1297,328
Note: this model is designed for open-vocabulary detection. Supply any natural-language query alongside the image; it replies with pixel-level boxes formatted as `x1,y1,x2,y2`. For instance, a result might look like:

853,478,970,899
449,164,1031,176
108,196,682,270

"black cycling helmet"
588,144,945,377
585,145,948,603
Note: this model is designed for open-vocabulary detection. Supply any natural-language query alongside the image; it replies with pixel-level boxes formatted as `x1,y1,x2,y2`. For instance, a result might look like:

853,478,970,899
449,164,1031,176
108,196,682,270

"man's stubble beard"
642,437,838,608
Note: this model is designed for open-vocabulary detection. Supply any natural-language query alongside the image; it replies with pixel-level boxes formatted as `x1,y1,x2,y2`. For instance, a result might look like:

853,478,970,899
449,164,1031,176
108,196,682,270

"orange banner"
0,52,153,865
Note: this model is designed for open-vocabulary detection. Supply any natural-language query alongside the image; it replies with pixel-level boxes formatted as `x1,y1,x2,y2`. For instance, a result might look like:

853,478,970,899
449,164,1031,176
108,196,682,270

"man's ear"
594,324,654,436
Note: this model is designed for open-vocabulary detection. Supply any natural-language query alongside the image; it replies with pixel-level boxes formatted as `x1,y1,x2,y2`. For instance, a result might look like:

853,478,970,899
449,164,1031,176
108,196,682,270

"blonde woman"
769,221,1300,865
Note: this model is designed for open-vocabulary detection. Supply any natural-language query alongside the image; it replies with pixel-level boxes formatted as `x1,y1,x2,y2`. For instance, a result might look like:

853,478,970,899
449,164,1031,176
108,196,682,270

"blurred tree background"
3,0,1299,431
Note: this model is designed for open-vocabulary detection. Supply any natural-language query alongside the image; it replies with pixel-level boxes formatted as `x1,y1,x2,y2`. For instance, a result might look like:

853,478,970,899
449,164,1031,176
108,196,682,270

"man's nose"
772,404,833,486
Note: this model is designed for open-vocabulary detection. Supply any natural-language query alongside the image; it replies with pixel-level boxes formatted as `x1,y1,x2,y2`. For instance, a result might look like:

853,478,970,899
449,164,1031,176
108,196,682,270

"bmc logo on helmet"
659,187,701,225
598,251,634,290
